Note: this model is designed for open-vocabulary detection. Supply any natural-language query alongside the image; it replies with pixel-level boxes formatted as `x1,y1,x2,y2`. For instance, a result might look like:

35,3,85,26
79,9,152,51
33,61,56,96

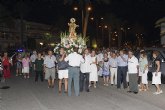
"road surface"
0,73,165,110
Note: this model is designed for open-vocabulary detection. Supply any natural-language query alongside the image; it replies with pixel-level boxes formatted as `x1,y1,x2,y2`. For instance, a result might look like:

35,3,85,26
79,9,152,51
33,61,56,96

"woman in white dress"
89,50,98,88
139,51,149,91
152,51,163,95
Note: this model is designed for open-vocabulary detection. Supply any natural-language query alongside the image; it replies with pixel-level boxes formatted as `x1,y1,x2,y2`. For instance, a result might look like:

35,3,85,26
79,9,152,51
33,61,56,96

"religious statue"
68,18,79,41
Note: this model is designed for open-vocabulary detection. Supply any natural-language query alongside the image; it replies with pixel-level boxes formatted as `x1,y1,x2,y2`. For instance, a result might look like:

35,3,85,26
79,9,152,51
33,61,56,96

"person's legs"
45,68,51,87
128,74,133,92
80,72,84,92
129,74,138,93
155,84,161,92
73,68,80,96
64,78,68,92
122,67,128,89
59,79,62,92
35,71,39,82
117,67,121,88
51,68,55,87
110,68,115,85
40,71,44,82
114,68,117,85
106,76,109,85
85,73,90,91
94,81,97,88
103,76,106,85
16,68,19,76
68,67,73,96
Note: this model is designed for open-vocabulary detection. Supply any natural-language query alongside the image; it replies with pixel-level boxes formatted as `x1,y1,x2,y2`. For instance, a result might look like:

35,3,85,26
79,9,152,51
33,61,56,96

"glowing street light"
40,42,43,46
90,17,94,20
101,17,104,20
87,6,92,11
73,7,78,11
104,25,108,28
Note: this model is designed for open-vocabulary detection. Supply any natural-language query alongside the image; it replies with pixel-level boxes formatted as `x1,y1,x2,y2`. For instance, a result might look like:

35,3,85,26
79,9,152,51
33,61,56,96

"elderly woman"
152,51,163,95
139,51,149,91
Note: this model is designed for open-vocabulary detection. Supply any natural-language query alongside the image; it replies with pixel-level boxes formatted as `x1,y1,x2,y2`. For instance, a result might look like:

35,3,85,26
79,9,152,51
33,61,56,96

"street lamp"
87,6,92,11
90,17,94,20
73,7,78,11
39,42,43,48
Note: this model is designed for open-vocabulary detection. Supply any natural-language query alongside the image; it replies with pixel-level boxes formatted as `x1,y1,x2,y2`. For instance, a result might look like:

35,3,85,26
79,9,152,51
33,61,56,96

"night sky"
1,0,165,42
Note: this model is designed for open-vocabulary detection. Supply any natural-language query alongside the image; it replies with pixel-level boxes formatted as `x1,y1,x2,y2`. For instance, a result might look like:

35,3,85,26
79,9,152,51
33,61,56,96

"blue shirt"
117,54,128,67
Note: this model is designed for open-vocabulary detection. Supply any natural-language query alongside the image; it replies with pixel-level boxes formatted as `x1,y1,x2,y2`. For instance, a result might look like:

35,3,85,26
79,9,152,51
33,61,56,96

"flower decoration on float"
54,18,88,54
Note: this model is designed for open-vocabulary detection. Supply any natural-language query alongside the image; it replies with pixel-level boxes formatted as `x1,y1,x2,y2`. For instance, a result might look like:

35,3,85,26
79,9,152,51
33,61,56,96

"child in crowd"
102,53,110,86
22,54,30,79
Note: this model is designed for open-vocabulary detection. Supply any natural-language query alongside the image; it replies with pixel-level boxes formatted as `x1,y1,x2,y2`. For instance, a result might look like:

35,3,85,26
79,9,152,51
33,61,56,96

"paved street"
0,73,165,110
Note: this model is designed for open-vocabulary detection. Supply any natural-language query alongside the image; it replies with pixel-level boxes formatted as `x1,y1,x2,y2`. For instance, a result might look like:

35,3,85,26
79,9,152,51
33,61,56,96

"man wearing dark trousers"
80,48,92,92
117,50,128,89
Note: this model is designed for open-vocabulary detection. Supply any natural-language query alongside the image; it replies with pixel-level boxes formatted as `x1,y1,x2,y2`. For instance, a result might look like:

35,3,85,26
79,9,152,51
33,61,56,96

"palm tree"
64,0,111,38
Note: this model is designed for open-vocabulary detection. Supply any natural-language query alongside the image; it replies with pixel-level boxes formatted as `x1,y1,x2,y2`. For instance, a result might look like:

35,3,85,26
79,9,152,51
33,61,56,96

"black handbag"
58,61,69,70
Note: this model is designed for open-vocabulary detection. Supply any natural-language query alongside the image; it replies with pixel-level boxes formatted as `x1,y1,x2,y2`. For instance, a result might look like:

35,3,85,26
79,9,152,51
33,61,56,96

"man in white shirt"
109,51,118,85
30,51,37,74
65,47,84,96
127,50,139,94
44,50,57,88
80,48,92,92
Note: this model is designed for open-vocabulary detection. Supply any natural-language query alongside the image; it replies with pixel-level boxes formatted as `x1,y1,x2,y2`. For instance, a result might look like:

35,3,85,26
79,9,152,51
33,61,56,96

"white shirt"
109,57,118,67
44,55,57,68
97,53,104,63
30,54,37,63
80,54,92,73
128,56,139,74
65,52,84,67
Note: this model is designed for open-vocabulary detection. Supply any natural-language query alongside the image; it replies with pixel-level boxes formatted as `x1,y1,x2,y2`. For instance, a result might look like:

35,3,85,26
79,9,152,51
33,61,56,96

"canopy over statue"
68,18,79,41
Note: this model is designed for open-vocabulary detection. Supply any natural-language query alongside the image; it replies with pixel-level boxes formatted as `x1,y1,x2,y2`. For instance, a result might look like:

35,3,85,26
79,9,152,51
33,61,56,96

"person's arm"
155,61,160,76
43,57,47,72
65,55,69,62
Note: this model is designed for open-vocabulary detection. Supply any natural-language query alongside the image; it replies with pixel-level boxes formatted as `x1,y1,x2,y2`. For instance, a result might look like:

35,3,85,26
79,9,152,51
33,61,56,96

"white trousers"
110,67,117,85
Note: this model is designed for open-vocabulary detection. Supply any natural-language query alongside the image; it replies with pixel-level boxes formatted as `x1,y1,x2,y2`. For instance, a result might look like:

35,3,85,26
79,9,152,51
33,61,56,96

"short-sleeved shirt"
128,56,139,74
109,57,118,67
35,59,44,71
65,52,84,67
153,56,161,72
30,54,37,63
22,58,30,67
139,57,148,71
44,55,57,68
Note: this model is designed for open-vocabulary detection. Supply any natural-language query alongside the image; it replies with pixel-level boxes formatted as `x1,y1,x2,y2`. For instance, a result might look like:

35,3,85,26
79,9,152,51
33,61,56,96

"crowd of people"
0,47,163,96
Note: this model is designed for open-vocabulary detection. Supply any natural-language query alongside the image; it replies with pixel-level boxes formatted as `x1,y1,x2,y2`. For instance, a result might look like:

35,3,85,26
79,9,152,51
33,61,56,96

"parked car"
135,47,165,84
